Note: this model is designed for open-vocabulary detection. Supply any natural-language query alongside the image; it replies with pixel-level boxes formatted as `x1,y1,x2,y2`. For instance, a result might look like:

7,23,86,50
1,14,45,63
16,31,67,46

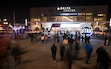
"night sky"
0,0,110,23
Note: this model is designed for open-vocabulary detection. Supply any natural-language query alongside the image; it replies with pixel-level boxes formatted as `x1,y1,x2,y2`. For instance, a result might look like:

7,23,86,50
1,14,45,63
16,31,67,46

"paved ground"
12,35,111,69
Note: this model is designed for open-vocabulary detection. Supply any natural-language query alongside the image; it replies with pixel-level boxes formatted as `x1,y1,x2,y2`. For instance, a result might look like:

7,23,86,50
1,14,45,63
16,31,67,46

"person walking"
41,34,44,42
51,42,57,62
56,33,60,43
96,43,111,69
73,39,80,59
30,33,34,41
104,35,108,45
68,37,74,46
85,41,93,64
60,43,65,61
62,37,68,48
65,46,73,69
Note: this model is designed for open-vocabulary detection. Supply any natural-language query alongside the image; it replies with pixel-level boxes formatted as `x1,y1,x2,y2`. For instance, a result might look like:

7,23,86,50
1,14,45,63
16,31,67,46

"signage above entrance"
57,7,75,12
57,7,71,10
60,13,78,16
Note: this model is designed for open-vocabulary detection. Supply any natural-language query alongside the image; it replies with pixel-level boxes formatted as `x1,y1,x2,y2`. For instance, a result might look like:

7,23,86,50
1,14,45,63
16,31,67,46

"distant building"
29,5,109,34
30,5,108,22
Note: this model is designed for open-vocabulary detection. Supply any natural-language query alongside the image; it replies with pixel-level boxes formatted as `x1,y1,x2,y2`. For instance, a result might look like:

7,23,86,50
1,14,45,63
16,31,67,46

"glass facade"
30,13,106,23
30,6,108,23
30,6,108,34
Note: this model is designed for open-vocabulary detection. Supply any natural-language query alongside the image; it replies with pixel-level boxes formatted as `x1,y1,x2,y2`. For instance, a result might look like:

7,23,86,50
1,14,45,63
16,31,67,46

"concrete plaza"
14,35,111,69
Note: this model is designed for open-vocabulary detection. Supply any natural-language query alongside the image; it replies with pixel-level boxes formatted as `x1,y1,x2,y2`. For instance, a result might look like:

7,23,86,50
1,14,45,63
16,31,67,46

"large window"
77,16,85,21
78,13,85,15
31,18,40,22
98,14,106,16
86,13,92,15
86,16,93,21
42,17,47,22
53,16,77,22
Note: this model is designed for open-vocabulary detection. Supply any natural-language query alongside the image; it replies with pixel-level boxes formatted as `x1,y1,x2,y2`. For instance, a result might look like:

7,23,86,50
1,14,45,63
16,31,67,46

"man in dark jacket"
51,42,57,62
68,37,74,46
96,43,111,69
60,43,65,61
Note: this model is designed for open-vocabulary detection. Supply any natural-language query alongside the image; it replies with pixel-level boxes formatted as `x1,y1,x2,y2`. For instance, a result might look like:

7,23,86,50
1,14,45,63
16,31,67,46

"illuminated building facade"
29,5,108,34
30,5,108,22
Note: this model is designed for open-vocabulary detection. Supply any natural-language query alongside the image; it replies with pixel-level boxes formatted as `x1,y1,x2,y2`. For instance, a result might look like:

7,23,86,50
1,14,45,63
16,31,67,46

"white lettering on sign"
80,23,93,36
57,7,75,12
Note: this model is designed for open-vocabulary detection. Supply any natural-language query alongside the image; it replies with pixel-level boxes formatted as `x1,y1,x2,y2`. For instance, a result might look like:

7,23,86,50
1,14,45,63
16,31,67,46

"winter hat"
52,42,55,45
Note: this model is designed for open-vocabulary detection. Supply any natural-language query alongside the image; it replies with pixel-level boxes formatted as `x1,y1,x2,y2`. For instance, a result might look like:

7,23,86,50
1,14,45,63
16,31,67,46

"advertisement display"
80,23,93,36
41,22,93,35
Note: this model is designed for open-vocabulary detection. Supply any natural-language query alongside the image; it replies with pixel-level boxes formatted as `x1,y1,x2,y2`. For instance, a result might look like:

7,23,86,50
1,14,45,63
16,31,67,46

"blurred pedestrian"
62,37,68,47
53,34,57,42
44,34,48,42
51,42,57,62
81,36,84,42
96,43,111,69
60,43,65,61
30,33,34,41
85,41,93,64
104,35,108,45
68,37,74,46
41,34,44,42
56,33,60,43
65,46,73,69
73,39,80,59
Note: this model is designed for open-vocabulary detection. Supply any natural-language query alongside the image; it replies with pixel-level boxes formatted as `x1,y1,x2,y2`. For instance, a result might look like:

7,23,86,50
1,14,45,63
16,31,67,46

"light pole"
13,12,15,26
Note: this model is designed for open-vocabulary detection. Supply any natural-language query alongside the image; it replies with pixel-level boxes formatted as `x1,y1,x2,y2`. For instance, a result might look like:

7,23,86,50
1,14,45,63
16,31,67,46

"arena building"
29,5,109,35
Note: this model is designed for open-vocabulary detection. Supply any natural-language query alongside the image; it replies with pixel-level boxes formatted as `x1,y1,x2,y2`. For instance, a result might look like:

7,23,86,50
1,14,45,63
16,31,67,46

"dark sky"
0,0,109,23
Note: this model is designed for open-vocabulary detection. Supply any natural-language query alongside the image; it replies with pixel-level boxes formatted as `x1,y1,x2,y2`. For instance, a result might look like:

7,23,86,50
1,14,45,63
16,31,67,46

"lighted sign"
3,19,7,21
63,9,75,12
25,19,28,26
57,7,75,12
3,22,8,24
60,13,78,16
80,24,93,36
57,7,71,10
60,24,80,27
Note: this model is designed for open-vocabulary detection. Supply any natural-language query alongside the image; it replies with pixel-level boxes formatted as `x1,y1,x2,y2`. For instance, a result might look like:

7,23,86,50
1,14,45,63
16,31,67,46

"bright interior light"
0,27,4,30
13,26,18,31
60,24,80,27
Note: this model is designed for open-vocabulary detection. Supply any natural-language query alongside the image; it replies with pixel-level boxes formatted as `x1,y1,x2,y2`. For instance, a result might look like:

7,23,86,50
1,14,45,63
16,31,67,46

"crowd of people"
19,29,111,69
49,31,111,69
